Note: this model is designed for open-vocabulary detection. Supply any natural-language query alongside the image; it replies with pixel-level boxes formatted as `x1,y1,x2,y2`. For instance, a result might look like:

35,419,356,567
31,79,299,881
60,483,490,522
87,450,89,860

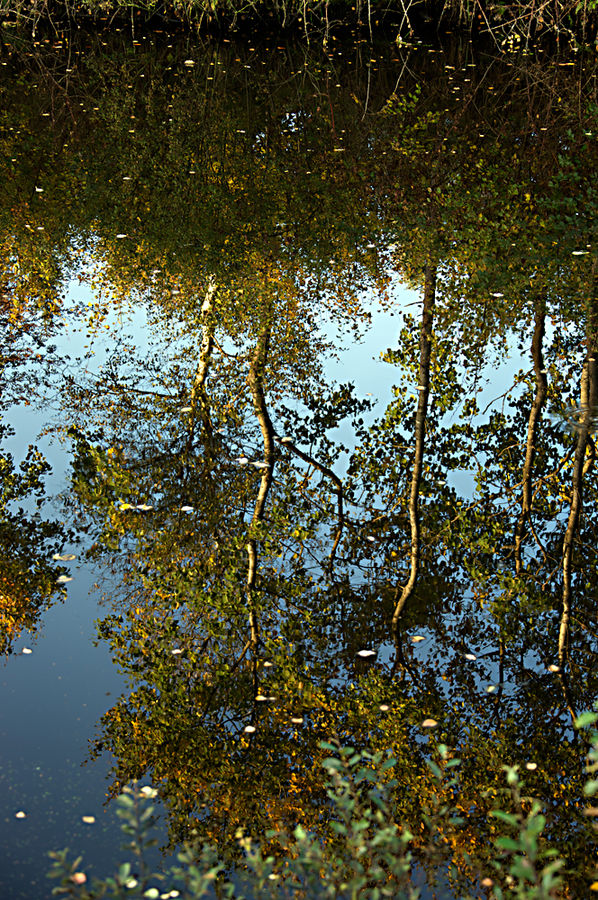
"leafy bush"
47,725,598,900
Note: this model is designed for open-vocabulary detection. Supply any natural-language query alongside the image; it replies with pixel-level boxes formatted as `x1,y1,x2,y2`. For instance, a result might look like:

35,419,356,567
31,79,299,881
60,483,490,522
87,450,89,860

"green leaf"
495,836,521,852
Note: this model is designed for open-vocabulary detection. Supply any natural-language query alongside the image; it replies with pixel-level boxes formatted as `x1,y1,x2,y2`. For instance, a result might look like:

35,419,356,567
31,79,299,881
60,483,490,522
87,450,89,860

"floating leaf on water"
411,635,425,643
35,187,43,193
15,811,27,819
53,553,76,561
491,292,504,297
244,725,256,733
22,647,32,655
81,816,96,824
572,250,589,255
56,575,73,584
180,505,194,512
525,762,538,771
487,685,497,693
379,704,390,712
548,664,561,673
136,504,153,511
263,661,273,668
139,786,158,798
236,457,249,465
118,503,134,511
70,873,87,885
464,653,477,661
366,535,376,542
291,716,304,724
180,407,192,412
252,461,269,469
183,59,195,66
280,436,293,444
356,649,376,657
422,719,438,728
171,649,183,655
116,234,127,239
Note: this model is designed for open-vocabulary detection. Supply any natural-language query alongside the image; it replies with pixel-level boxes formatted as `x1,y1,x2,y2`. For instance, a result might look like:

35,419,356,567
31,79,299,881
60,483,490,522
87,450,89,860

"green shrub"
47,726,598,900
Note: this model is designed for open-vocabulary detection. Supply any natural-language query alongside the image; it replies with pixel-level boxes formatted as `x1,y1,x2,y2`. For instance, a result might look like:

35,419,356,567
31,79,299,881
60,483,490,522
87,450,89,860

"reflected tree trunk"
559,290,598,668
246,318,276,648
515,300,548,575
179,276,218,497
189,275,218,439
391,262,436,652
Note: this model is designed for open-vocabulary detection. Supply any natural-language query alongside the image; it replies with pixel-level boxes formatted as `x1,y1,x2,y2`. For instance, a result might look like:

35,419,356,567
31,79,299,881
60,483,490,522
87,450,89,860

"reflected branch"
276,435,344,571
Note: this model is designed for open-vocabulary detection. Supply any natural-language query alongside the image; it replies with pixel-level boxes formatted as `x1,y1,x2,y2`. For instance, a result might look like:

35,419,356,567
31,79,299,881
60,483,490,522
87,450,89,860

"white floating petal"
56,575,73,584
139,786,158,797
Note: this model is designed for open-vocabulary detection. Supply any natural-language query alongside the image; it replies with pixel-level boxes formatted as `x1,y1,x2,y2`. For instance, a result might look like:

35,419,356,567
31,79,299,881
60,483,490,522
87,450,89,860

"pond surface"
1,24,598,898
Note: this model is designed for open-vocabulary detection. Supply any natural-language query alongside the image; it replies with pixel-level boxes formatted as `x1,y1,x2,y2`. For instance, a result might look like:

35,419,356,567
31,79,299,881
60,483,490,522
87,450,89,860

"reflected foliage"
3,29,598,896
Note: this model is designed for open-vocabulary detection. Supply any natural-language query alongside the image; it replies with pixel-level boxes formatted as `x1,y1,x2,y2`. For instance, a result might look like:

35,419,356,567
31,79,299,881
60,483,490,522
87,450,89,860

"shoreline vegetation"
48,722,598,899
0,0,597,48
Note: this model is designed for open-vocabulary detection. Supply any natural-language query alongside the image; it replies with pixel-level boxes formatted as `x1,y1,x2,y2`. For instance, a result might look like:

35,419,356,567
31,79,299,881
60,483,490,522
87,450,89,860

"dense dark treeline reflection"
2,25,598,895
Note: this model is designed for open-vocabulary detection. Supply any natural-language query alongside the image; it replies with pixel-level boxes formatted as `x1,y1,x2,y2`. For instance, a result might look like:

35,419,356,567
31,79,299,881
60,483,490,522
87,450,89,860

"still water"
1,24,598,897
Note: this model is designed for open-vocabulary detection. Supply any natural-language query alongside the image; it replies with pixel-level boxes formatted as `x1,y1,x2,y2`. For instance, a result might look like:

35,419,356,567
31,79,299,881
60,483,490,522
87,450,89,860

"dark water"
1,24,598,897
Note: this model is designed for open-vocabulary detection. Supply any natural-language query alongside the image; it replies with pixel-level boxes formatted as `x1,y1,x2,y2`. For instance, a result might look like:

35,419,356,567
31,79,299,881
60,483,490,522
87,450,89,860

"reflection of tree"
0,425,68,654
4,31,598,896
559,286,598,671
391,261,436,652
